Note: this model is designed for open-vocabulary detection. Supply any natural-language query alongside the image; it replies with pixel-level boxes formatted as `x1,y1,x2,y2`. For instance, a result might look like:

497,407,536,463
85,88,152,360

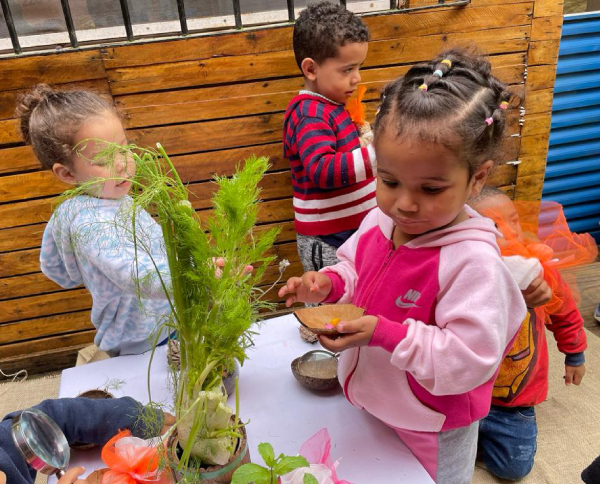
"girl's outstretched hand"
319,315,378,352
214,257,253,278
278,271,332,307
57,467,87,483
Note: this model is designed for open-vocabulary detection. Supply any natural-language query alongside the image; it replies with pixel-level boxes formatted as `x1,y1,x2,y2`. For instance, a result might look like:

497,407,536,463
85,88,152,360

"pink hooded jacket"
321,206,526,433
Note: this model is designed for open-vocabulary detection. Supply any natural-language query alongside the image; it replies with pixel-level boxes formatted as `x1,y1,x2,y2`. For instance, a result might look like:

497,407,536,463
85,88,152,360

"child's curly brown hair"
293,1,369,70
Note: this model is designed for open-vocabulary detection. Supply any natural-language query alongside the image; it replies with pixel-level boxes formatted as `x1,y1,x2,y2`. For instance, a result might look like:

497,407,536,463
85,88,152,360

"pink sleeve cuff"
321,271,345,303
368,315,408,353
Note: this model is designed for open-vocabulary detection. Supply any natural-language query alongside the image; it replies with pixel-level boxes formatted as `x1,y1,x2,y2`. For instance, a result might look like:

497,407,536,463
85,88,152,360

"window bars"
1,0,470,55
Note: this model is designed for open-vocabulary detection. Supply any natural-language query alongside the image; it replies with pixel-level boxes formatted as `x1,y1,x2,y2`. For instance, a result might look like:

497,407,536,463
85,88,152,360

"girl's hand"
57,467,87,483
214,257,253,278
278,272,332,307
161,411,176,435
522,275,552,308
565,364,585,386
319,315,378,352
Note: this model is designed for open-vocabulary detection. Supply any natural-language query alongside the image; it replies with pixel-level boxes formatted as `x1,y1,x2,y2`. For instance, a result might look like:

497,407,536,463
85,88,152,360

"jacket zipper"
344,246,395,405
358,247,394,309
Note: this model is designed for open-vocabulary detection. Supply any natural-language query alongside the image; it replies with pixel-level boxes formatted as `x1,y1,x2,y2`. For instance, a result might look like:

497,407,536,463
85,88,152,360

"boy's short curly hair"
293,1,369,70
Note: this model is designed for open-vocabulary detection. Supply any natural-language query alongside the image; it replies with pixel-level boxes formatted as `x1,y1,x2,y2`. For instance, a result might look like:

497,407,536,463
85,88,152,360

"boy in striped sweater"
283,1,377,276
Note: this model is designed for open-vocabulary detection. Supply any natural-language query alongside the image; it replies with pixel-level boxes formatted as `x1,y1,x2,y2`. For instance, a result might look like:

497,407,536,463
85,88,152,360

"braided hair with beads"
373,48,513,177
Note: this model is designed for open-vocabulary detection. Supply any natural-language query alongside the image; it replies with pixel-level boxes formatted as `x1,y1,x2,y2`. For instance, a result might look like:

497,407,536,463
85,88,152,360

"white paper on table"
52,314,434,484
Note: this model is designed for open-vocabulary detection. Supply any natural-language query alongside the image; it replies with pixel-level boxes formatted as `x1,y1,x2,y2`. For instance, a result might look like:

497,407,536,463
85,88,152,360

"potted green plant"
65,142,285,482
231,443,313,484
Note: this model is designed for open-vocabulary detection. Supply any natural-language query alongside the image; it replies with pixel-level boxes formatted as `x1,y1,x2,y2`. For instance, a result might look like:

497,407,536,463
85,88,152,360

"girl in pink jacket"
279,48,526,484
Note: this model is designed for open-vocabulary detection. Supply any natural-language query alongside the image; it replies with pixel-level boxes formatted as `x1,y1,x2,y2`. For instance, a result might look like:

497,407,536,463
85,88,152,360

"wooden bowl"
77,389,114,399
291,352,339,391
293,304,364,336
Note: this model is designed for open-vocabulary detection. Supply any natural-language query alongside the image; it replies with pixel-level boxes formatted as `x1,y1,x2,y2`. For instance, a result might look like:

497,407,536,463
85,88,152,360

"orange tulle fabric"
345,85,367,126
101,430,171,484
480,200,597,316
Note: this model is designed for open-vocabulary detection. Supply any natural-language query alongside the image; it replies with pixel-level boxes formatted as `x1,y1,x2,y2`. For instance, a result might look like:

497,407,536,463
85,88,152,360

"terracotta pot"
168,421,250,483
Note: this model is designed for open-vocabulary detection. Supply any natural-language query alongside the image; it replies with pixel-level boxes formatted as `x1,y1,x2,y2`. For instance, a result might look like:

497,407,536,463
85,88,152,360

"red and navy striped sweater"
283,91,377,236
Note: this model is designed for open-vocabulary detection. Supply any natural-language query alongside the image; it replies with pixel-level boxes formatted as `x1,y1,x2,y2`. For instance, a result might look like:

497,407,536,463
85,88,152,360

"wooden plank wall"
0,0,563,375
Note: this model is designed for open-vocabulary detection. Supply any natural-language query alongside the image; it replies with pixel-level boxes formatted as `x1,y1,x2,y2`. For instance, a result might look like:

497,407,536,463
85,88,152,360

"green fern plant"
63,141,283,476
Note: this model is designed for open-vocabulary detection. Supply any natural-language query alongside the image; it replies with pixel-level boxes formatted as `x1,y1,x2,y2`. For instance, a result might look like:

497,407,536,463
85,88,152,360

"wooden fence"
0,0,563,375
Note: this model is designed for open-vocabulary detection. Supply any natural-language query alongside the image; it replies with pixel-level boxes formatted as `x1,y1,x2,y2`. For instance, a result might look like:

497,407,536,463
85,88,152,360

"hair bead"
433,69,444,77
441,59,452,68
499,101,509,110
418,83,428,91
485,117,494,126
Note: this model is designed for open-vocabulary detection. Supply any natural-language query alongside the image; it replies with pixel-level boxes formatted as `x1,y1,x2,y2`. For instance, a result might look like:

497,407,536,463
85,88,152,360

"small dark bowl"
291,356,340,391
77,389,113,400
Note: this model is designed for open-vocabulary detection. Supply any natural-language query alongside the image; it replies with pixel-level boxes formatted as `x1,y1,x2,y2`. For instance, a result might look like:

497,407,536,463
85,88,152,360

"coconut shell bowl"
293,304,364,337
291,350,340,391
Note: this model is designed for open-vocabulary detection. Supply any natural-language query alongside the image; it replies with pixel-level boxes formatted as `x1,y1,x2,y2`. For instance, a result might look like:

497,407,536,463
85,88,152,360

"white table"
54,314,434,483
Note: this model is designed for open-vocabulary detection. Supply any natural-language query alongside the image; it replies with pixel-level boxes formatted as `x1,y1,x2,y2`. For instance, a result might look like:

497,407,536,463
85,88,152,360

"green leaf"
304,474,319,484
273,455,310,477
258,442,276,467
231,463,271,484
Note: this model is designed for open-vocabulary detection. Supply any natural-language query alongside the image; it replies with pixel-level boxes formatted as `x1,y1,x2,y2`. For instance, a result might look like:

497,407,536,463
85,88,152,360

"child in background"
284,1,376,273
17,85,171,356
279,48,526,483
469,187,587,481
0,396,174,484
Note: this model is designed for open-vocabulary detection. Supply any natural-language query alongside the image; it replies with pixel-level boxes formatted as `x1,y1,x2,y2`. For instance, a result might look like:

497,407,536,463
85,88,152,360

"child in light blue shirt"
41,195,171,355
17,84,170,355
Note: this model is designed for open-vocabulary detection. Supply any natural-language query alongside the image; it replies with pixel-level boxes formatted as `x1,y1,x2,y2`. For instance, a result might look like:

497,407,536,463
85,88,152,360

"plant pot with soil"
168,417,250,483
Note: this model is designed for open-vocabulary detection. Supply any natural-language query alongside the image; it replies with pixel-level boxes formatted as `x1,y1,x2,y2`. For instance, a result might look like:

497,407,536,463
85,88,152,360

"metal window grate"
232,0,242,29
60,0,78,47
1,0,20,54
176,0,188,35
1,0,470,55
118,0,134,42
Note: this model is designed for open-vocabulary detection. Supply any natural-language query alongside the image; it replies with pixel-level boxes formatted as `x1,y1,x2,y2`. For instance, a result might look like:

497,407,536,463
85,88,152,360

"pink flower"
280,464,334,484
281,429,353,484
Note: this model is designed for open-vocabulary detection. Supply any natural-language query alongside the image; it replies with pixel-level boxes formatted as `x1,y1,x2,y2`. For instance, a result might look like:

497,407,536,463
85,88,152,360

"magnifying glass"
11,408,70,478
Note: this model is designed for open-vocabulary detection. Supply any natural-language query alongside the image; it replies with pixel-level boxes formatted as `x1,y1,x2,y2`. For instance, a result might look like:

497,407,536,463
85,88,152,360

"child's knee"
483,446,535,481
491,460,534,481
